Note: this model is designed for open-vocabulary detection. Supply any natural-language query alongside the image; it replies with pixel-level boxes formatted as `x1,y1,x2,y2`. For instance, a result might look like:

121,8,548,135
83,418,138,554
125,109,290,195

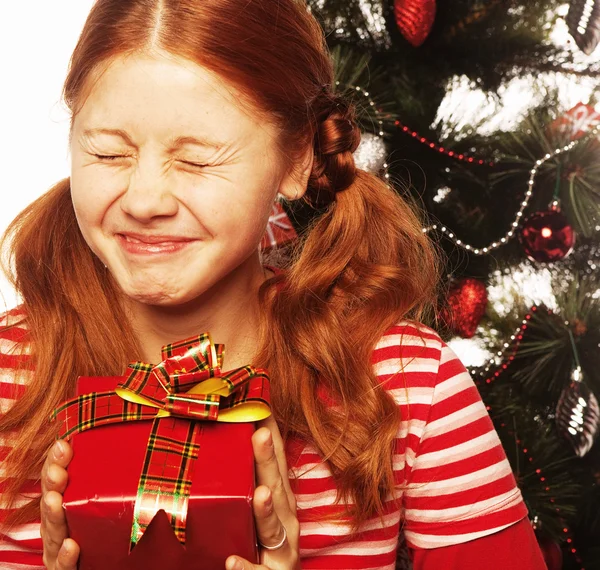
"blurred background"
2,1,600,568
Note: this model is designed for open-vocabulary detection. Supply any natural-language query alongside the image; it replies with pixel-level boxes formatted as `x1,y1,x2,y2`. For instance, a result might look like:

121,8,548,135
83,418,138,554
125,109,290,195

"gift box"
548,103,600,141
53,335,271,570
260,201,298,251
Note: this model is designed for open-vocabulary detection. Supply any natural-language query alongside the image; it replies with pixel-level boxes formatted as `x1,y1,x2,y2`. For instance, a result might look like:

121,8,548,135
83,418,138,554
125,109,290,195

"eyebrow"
81,128,226,150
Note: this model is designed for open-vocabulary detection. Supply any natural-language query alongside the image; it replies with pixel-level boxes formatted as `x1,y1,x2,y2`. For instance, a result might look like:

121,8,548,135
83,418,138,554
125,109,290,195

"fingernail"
53,440,65,460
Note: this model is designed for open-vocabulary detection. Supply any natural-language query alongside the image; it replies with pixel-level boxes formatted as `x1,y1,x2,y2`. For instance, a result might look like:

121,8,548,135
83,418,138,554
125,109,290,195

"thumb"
225,556,256,570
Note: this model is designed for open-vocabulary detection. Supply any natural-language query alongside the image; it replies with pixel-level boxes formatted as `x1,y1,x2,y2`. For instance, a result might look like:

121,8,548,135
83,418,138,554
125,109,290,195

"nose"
120,158,179,222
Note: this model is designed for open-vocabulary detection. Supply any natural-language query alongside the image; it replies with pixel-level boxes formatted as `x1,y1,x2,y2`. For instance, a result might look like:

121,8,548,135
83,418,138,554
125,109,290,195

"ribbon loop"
164,393,221,421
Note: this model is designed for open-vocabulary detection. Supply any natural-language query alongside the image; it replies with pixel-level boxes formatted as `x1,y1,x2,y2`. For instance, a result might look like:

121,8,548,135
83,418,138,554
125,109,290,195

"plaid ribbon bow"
52,333,271,550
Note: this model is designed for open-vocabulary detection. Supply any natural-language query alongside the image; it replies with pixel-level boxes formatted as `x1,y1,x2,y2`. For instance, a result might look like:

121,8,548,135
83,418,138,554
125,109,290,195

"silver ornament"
353,132,387,173
567,0,600,55
556,366,600,457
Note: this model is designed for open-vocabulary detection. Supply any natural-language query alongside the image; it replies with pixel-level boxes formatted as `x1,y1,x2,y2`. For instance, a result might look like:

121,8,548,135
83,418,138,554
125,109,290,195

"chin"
113,269,204,306
128,292,178,305
120,284,193,307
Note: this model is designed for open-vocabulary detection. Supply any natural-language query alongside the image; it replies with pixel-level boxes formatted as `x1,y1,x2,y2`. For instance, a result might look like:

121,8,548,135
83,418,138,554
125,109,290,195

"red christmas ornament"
536,533,563,570
394,0,437,47
520,209,575,263
441,278,488,338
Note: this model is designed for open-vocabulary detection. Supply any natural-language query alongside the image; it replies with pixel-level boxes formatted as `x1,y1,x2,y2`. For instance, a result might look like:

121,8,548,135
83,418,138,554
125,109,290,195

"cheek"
190,190,275,245
69,171,118,264
70,166,122,228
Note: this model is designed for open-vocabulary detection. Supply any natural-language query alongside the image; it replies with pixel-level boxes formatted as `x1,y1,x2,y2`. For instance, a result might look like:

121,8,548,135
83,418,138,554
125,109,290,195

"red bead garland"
395,120,495,166
473,305,584,569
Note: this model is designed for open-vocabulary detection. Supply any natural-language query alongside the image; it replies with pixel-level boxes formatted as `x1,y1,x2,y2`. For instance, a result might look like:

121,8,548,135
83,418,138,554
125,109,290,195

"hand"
40,439,80,569
226,416,300,570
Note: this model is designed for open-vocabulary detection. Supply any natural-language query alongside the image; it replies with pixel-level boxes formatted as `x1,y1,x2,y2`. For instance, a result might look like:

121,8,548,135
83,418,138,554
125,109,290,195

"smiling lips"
117,232,196,255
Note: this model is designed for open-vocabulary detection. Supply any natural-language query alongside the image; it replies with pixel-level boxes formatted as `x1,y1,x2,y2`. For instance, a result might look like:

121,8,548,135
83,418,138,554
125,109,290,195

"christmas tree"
262,1,600,568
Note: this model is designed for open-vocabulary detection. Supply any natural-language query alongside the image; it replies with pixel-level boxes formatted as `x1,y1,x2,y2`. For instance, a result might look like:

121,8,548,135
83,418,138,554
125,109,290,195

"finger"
41,440,73,495
41,490,69,559
253,485,290,553
45,463,69,495
256,418,294,511
252,428,291,516
55,538,80,570
225,555,266,570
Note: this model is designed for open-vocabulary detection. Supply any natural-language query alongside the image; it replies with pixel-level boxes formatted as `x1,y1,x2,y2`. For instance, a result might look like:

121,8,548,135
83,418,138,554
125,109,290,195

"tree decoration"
485,274,600,400
556,365,600,457
549,103,600,141
353,132,388,172
556,326,600,458
395,120,495,165
441,278,488,338
470,306,587,569
519,158,576,264
394,0,437,47
520,206,576,263
547,105,600,237
422,123,600,256
260,201,298,252
470,306,539,386
567,0,600,55
422,139,575,255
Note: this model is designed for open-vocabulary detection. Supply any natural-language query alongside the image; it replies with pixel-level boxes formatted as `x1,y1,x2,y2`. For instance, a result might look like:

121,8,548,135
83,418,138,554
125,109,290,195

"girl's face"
70,52,308,306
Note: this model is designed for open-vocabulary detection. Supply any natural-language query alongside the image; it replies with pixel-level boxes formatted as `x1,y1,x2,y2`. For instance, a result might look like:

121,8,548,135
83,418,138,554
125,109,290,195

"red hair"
1,0,441,531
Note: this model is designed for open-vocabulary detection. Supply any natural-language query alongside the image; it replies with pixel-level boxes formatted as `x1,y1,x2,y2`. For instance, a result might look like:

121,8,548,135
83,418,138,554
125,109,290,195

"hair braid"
307,92,362,207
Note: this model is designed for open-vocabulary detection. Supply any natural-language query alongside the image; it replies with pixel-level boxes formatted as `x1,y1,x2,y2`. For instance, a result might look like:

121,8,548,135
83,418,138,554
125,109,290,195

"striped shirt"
0,306,528,569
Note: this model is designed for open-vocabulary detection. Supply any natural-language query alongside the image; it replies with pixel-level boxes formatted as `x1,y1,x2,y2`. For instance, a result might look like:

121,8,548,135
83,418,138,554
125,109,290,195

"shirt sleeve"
411,516,548,569
0,308,44,569
402,340,529,550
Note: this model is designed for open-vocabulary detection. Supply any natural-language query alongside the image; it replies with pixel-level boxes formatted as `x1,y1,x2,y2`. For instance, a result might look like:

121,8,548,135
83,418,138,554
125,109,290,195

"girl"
0,0,547,569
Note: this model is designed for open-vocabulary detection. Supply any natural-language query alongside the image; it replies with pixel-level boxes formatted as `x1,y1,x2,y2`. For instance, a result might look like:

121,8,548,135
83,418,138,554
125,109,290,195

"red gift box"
548,103,600,140
63,376,256,570
54,335,271,570
260,201,298,251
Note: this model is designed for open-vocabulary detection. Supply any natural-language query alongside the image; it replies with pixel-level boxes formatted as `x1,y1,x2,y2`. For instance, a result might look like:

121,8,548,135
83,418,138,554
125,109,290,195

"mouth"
116,233,196,255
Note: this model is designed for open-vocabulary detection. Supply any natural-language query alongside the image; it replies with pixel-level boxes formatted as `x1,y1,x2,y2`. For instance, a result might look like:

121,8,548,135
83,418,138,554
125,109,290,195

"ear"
278,143,314,201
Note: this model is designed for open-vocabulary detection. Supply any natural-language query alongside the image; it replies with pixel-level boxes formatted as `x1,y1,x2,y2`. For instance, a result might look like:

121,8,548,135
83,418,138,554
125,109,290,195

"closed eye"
179,160,208,169
94,154,126,161
92,155,207,169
